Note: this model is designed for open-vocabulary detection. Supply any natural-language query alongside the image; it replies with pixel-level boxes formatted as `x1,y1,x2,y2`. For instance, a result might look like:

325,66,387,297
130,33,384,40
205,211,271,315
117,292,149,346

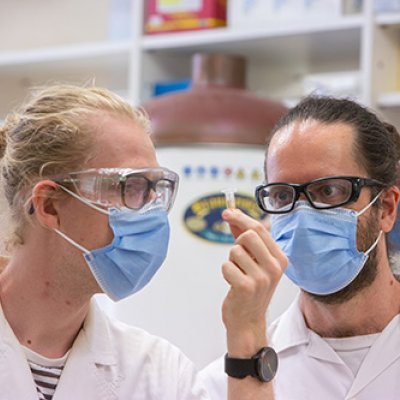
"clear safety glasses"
54,167,179,213
255,176,385,214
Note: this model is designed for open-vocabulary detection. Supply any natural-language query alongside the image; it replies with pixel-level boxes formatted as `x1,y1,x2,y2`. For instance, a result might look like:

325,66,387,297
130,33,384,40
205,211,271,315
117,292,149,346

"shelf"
142,16,363,51
0,40,132,100
141,16,363,67
377,92,400,108
0,40,131,67
376,12,400,26
0,40,131,86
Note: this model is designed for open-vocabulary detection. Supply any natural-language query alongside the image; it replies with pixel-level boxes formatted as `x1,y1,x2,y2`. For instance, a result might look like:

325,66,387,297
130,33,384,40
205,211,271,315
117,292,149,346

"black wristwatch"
224,347,278,382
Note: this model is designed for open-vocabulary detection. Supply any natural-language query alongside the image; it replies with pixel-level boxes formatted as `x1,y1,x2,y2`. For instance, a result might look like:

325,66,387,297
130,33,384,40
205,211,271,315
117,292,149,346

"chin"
305,264,378,306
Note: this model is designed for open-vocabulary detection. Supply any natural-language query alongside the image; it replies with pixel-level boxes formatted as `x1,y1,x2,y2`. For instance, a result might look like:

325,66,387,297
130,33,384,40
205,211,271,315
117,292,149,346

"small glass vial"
222,188,237,209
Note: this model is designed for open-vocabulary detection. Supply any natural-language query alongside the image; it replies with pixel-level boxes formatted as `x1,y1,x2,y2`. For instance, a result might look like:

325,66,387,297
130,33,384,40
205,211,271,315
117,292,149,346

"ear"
380,185,400,233
31,180,64,230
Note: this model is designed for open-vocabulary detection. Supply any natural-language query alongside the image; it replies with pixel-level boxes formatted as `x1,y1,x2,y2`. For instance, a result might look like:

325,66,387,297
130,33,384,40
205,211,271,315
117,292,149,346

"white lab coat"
200,297,400,400
0,298,209,400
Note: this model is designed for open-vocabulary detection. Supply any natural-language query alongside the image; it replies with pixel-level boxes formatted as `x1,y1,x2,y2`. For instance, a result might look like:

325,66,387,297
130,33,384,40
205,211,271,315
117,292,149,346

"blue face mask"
54,189,170,301
271,197,382,296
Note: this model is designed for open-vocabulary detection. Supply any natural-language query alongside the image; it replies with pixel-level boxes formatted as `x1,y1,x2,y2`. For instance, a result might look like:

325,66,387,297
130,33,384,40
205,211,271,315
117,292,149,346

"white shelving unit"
0,0,399,128
372,11,400,120
139,14,364,103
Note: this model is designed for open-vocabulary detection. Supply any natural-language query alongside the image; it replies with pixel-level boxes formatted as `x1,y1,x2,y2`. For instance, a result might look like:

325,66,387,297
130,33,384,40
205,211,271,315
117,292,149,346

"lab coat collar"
270,296,345,365
52,297,123,399
346,314,400,398
0,296,117,366
271,295,400,390
81,297,117,366
0,299,43,399
0,296,122,399
0,298,24,347
270,295,310,352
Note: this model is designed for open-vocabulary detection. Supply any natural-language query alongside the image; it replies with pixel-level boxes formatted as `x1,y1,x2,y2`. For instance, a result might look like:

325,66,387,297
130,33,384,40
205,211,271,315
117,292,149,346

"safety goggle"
53,167,179,213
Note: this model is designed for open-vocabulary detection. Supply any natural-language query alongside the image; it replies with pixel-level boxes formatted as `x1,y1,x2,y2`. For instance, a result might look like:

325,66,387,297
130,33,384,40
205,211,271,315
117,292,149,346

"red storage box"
144,0,227,34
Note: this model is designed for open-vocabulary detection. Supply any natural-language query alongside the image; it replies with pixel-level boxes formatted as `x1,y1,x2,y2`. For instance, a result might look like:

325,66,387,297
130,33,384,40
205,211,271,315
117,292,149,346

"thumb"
222,209,246,239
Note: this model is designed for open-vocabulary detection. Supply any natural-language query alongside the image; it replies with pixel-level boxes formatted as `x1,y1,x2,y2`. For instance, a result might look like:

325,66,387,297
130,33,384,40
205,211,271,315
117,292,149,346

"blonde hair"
0,84,151,252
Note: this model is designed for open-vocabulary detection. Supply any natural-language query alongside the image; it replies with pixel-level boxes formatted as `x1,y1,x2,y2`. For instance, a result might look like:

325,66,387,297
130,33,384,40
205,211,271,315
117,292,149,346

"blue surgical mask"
271,196,382,295
54,188,170,301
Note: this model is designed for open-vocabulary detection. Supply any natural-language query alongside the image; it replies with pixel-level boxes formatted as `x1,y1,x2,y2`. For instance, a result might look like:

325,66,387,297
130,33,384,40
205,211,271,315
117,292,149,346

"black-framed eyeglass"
255,176,385,214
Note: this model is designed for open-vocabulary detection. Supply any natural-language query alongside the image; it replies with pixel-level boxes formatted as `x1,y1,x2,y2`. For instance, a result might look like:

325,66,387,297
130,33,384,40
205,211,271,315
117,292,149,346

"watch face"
258,347,278,382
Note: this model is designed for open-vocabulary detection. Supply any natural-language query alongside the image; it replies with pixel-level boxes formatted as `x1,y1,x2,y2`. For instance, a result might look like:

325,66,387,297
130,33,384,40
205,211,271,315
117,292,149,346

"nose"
298,193,308,201
148,189,158,202
294,187,314,208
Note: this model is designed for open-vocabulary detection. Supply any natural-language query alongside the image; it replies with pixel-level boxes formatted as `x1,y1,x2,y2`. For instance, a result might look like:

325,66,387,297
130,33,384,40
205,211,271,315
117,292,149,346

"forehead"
266,119,366,183
84,111,158,169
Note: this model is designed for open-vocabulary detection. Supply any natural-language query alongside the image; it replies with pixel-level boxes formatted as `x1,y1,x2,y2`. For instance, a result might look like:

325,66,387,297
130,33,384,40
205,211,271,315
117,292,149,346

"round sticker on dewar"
183,192,265,244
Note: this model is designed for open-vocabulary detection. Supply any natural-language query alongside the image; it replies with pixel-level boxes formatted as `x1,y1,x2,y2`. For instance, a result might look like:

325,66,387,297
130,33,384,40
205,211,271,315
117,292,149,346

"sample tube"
222,188,237,209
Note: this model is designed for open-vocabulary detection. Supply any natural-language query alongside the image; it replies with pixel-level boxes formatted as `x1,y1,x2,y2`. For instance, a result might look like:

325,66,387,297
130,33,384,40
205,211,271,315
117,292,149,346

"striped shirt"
23,346,69,400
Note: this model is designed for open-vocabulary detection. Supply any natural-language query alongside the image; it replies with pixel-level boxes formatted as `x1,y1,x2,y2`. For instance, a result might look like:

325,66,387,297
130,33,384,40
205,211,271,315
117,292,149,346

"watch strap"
224,353,258,379
224,347,278,382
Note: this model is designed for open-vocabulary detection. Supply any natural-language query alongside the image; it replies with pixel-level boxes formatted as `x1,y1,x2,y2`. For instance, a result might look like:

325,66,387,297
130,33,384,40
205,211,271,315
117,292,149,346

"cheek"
83,215,114,249
356,211,380,251
61,204,113,250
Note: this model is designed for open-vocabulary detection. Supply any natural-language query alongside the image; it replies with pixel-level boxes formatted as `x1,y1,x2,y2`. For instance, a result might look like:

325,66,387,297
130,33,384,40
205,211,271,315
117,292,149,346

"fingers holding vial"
220,187,287,357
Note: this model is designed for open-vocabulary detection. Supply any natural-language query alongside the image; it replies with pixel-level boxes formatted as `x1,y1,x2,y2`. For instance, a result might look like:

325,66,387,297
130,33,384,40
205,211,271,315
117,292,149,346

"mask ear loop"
54,228,90,254
356,190,384,256
53,184,109,254
365,231,383,256
356,190,384,217
58,185,110,216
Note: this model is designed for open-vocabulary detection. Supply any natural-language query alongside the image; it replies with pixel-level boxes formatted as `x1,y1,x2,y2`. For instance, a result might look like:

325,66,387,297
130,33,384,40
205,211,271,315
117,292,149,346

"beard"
306,207,381,305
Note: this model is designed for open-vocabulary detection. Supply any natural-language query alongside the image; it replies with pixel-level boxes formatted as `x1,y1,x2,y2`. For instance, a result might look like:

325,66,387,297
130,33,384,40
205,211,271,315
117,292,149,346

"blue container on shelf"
153,79,191,97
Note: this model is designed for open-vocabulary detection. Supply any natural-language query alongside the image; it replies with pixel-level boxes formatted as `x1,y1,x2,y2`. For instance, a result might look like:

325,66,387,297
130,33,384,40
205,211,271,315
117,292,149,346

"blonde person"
0,84,285,400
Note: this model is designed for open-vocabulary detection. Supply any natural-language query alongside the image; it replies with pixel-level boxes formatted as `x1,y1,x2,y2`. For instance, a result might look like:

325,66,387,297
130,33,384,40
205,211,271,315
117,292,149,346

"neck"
0,247,92,358
300,259,400,337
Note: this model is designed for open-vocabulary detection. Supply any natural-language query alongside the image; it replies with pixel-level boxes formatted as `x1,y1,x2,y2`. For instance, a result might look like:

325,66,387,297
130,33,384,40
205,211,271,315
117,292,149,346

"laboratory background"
1,0,400,369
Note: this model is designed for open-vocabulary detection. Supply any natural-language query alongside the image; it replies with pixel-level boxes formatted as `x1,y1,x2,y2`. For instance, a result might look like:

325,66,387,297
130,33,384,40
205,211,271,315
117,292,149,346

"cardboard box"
144,0,227,34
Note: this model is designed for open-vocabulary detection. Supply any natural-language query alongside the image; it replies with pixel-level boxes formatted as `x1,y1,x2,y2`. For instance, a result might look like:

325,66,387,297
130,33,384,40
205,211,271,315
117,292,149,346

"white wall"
0,0,109,51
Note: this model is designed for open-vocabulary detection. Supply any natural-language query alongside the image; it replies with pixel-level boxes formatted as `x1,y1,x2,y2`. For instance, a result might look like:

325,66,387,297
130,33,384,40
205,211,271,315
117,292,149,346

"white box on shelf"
374,0,400,12
377,92,400,108
302,0,342,19
302,70,361,99
108,0,132,40
228,0,342,29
